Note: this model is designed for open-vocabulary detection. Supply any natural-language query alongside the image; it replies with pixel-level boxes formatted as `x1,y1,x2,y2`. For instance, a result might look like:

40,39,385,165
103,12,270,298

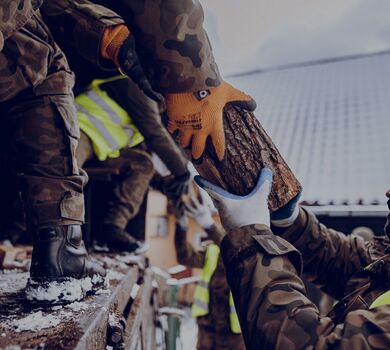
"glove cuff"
100,25,130,64
271,205,299,228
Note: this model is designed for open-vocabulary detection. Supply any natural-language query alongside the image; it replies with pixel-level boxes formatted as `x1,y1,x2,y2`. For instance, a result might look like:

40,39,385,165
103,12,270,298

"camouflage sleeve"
174,224,206,269
101,78,189,177
40,0,124,68
272,208,372,299
89,0,221,93
221,225,390,349
0,0,40,47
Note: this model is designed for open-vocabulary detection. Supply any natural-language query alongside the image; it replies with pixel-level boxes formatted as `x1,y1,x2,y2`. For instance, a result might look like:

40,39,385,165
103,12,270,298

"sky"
200,0,390,75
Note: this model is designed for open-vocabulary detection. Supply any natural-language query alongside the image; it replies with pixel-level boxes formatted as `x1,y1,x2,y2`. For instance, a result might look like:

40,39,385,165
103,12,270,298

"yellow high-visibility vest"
76,76,144,161
192,244,241,334
370,290,390,309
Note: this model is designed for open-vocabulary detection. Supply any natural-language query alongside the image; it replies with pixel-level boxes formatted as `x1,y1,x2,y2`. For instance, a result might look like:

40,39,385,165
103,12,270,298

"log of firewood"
191,105,302,212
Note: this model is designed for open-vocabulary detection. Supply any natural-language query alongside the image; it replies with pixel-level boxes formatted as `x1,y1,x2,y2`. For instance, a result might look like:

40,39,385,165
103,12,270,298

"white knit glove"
194,168,272,233
184,194,214,229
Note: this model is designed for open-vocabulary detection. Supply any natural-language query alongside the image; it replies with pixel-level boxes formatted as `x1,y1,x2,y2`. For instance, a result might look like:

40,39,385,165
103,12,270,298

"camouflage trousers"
76,131,154,230
197,324,245,350
0,90,87,229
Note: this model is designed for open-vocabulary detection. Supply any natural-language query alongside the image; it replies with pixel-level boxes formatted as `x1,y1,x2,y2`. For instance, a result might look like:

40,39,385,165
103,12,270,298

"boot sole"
25,274,107,306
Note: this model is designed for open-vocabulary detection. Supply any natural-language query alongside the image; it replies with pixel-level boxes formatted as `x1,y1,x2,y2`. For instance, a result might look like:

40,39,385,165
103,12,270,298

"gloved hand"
194,168,272,233
100,25,162,103
165,81,256,161
163,171,191,199
271,192,302,228
185,194,214,229
176,210,189,231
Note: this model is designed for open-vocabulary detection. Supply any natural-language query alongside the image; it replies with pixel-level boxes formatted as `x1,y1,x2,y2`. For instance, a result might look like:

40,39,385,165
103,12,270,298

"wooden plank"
0,254,141,350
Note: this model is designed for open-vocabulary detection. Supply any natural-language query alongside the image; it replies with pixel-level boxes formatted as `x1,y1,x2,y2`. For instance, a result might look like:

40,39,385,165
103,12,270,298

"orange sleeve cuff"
100,25,130,64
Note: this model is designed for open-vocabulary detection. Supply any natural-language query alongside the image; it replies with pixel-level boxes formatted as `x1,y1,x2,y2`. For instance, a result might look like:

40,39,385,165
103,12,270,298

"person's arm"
273,208,372,299
222,224,389,350
40,0,123,68
197,169,390,350
79,0,255,161
101,78,188,177
91,0,221,93
174,222,206,269
0,0,39,50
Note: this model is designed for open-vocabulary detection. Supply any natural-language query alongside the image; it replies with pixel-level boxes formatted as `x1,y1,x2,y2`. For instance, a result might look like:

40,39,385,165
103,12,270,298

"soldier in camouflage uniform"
0,0,121,303
1,0,233,304
196,169,390,349
54,0,257,162
174,191,245,350
2,0,253,303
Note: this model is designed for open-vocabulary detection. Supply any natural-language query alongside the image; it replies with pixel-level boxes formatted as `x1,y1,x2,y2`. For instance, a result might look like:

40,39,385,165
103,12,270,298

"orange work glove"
165,81,256,161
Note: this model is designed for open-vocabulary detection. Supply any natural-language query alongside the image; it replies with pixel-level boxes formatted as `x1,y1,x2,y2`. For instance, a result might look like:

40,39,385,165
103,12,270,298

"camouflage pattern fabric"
0,0,127,228
89,0,222,93
175,223,245,349
197,325,245,350
221,210,390,349
0,92,87,228
0,0,42,48
0,0,124,102
0,10,74,102
77,133,154,230
40,0,123,69
274,208,372,299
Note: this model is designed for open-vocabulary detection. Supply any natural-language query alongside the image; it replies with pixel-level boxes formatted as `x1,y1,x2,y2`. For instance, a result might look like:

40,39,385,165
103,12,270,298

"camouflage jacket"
221,208,390,349
0,0,123,102
175,223,233,332
83,0,222,93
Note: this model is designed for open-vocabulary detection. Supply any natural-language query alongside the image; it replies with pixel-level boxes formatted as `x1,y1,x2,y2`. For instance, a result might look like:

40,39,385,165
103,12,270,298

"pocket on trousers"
60,190,85,222
49,95,81,175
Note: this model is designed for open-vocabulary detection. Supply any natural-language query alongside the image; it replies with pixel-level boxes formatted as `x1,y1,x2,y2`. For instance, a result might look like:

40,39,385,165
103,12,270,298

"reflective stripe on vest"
370,290,390,309
229,292,241,334
76,77,144,161
192,244,241,334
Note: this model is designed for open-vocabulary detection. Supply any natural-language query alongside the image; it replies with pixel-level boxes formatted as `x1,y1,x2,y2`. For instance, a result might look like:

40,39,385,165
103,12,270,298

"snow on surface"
25,275,104,304
12,311,61,332
96,288,111,295
108,313,117,327
51,305,63,311
65,301,89,312
7,302,91,333
106,269,124,281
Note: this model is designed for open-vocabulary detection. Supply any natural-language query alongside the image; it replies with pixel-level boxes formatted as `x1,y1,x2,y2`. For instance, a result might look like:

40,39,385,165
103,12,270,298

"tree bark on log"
191,105,302,212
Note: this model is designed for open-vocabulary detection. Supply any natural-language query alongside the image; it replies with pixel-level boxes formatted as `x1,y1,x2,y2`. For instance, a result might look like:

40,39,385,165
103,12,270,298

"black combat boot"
103,224,148,254
26,225,106,305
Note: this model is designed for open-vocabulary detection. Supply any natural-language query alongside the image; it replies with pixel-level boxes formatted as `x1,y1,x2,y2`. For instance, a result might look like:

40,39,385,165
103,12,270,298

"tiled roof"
228,51,390,207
